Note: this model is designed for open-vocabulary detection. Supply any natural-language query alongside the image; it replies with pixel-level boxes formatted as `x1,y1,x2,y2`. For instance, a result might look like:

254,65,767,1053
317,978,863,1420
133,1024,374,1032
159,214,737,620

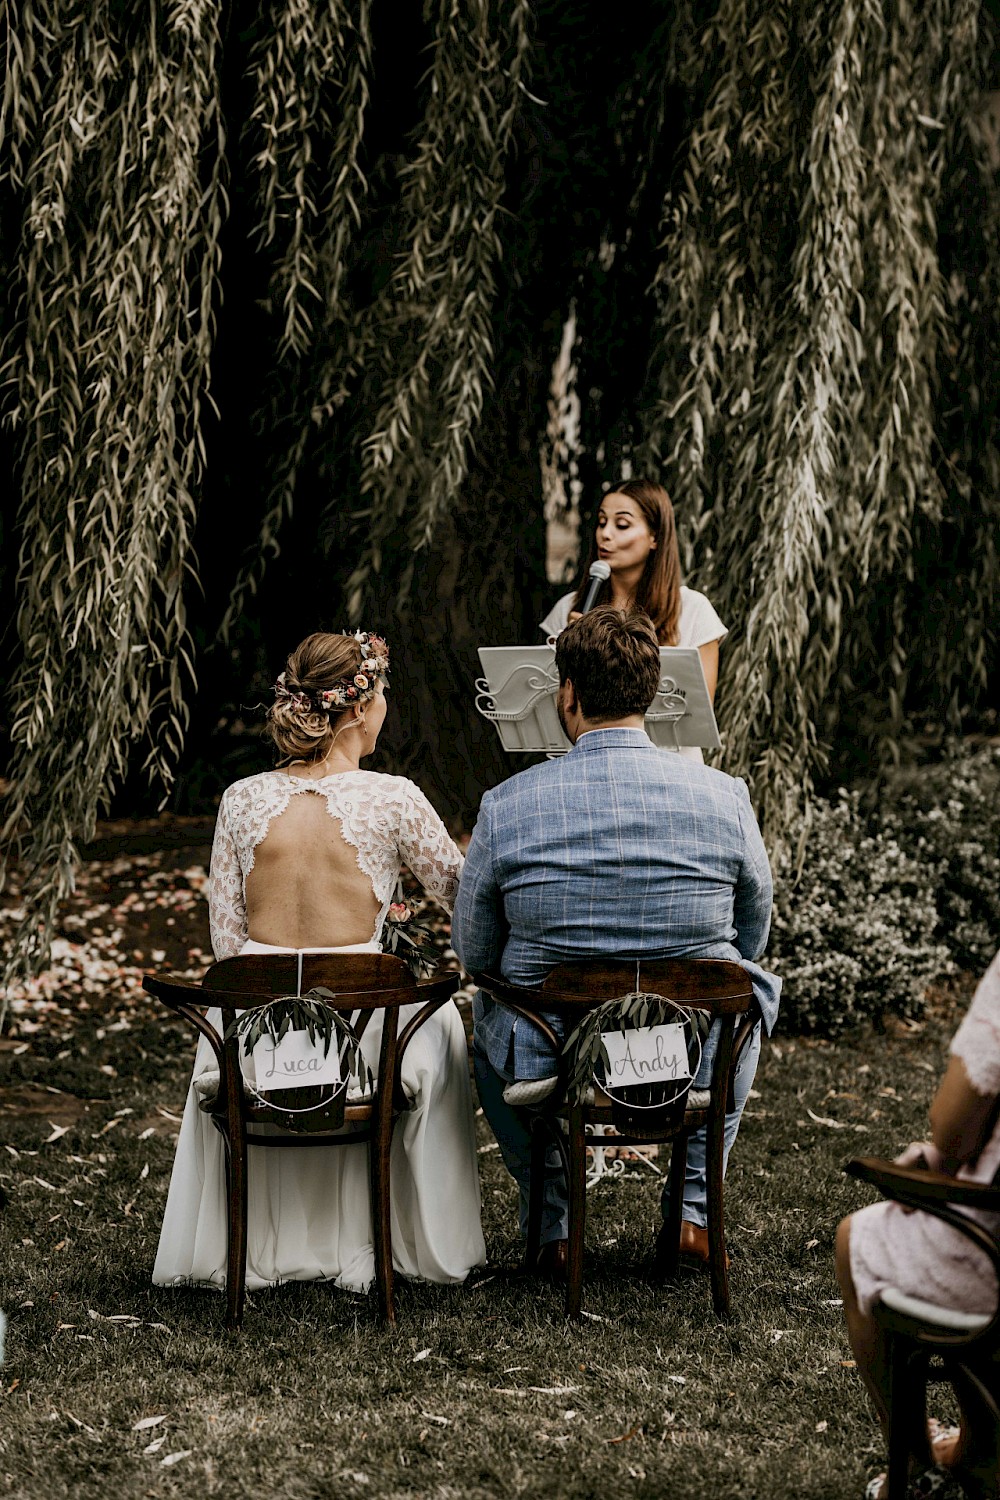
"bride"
153,630,487,1294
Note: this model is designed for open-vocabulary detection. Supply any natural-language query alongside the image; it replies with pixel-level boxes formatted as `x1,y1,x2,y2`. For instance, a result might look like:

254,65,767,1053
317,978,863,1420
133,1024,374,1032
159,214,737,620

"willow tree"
1,0,998,1000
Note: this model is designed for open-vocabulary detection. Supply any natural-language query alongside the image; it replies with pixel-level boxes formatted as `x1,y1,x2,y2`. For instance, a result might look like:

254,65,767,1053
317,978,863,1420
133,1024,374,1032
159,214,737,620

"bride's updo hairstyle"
267,630,390,763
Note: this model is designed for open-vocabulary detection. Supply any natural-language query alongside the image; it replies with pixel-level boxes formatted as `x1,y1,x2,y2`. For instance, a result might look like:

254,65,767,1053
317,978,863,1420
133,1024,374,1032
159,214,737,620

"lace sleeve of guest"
396,779,464,912
208,791,247,960
950,950,1000,1097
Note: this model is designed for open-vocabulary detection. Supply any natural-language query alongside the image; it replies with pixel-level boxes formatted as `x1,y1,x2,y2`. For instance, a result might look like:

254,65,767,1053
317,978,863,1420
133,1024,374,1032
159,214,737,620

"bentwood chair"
845,1157,1000,1500
473,958,760,1319
143,954,460,1331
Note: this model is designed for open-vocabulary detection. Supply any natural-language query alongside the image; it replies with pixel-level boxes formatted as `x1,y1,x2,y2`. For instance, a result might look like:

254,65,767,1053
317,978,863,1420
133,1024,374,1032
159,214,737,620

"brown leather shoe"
536,1238,569,1281
678,1220,729,1269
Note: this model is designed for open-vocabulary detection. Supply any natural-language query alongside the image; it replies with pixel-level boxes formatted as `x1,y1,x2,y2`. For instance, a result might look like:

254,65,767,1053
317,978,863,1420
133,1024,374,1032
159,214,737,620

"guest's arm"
731,778,773,961
208,793,247,960
451,793,508,975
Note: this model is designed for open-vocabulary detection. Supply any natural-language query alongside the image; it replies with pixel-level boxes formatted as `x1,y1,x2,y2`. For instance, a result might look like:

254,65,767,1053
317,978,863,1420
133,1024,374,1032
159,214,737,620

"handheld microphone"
579,559,611,615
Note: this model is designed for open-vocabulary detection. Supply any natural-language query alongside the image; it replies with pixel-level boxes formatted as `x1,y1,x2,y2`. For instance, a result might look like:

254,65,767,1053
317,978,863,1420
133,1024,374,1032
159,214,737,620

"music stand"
475,645,721,755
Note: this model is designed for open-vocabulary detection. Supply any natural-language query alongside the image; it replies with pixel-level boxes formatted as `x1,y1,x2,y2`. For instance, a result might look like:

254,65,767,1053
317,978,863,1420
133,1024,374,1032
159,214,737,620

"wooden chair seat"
473,957,760,1319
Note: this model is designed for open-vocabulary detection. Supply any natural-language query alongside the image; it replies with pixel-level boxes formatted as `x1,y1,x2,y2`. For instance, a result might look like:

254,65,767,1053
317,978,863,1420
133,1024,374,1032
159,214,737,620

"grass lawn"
0,843,972,1498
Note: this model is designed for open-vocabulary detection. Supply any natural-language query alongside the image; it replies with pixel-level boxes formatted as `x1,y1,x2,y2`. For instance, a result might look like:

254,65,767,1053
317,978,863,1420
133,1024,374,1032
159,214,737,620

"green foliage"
0,0,226,1006
644,0,997,847
879,745,1000,972
771,745,1000,1034
770,792,949,1035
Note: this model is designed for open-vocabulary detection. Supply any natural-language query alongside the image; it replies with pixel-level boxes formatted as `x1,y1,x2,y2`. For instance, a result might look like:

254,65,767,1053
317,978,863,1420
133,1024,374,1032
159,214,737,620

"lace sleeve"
397,780,464,912
950,951,1000,1096
208,793,247,960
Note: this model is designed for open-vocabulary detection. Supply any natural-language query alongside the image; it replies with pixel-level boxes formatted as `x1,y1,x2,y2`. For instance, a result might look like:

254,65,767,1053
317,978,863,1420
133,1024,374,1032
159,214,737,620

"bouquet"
382,902,439,979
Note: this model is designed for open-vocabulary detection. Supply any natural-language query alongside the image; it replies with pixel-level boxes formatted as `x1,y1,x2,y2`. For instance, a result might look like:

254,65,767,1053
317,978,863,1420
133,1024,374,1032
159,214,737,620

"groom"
452,605,780,1273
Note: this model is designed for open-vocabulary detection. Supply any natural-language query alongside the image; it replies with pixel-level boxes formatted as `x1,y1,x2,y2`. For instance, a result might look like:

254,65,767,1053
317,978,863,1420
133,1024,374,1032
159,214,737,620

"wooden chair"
846,1157,1000,1500
473,958,760,1319
143,953,460,1331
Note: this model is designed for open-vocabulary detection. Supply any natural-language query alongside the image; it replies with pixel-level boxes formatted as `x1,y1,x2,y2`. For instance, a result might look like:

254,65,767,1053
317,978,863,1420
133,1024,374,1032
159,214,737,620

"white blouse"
539,584,727,648
207,770,463,960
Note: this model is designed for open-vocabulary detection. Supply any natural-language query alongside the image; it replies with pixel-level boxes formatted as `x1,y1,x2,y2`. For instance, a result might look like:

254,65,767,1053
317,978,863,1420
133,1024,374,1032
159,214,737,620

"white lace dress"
849,951,1000,1317
152,770,487,1294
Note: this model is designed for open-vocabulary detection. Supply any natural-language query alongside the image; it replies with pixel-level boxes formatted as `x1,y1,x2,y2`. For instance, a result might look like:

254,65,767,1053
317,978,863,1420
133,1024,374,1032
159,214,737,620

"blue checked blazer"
452,728,781,1079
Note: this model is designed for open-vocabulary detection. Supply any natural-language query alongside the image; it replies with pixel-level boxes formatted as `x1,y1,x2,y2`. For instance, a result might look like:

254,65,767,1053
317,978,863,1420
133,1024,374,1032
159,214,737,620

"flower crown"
274,631,390,714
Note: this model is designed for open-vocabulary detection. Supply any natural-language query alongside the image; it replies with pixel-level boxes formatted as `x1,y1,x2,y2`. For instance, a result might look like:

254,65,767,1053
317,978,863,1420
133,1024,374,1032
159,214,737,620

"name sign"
246,1030,343,1092
601,1024,691,1090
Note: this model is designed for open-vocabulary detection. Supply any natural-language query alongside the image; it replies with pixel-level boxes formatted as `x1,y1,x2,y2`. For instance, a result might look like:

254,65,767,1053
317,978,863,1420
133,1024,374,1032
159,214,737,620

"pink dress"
850,951,1000,1317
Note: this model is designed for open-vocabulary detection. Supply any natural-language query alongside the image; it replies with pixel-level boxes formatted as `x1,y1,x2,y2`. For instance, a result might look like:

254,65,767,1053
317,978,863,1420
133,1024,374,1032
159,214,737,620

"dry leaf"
159,1451,191,1467
133,1414,166,1431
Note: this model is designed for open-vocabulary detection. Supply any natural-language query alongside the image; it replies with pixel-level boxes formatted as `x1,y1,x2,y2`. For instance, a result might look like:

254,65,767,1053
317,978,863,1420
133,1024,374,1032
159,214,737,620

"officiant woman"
540,479,726,763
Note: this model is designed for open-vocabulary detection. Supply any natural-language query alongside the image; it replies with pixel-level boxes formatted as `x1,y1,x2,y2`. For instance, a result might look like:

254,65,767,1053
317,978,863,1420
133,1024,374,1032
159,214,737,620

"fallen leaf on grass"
133,1414,167,1431
44,1124,71,1143
159,1451,191,1467
138,1128,156,1141
419,1412,450,1426
412,1348,431,1362
806,1109,846,1130
604,1424,643,1445
816,1420,828,1432
143,1436,166,1455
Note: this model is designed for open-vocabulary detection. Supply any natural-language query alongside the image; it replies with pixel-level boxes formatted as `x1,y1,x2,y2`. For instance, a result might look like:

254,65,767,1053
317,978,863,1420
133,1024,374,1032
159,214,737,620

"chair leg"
706,1108,730,1318
225,1134,248,1332
525,1118,546,1268
656,1134,688,1278
950,1360,1000,1500
882,1335,928,1500
565,1106,587,1320
370,1127,396,1326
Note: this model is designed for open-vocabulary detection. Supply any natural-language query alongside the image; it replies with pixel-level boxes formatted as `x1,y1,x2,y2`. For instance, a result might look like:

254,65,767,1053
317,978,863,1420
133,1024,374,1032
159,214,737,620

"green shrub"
880,745,1000,973
770,791,950,1035
770,744,1000,1034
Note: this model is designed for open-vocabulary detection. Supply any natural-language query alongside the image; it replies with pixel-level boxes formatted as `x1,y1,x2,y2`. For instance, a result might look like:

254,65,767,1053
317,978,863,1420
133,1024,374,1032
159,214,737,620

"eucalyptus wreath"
223,986,375,1099
562,992,706,1108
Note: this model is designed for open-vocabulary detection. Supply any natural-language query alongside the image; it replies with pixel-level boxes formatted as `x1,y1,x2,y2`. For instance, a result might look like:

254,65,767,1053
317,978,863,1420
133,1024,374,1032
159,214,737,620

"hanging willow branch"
222,0,373,633
0,0,225,1004
645,0,986,850
343,0,532,618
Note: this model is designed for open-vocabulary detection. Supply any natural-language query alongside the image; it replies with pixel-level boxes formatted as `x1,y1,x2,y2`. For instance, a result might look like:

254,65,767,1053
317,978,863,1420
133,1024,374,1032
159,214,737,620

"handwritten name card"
602,1024,691,1090
247,1030,343,1092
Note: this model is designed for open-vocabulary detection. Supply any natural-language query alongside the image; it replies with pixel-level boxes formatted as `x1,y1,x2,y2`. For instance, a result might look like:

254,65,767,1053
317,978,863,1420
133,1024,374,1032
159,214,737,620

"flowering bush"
770,745,1000,1035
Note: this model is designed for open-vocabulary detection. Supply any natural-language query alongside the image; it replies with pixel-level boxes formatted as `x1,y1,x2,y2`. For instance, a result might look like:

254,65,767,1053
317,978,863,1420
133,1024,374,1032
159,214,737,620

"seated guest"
154,630,486,1296
836,950,1000,1499
452,606,780,1272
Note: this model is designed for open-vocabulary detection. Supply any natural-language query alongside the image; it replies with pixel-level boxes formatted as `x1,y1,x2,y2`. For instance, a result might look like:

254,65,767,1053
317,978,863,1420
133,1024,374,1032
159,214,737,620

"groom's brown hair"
555,606,661,722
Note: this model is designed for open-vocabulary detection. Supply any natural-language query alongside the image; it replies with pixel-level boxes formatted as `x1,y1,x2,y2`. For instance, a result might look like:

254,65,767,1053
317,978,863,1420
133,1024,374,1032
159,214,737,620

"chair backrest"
205,954,419,1128
538,958,754,1014
474,958,757,1132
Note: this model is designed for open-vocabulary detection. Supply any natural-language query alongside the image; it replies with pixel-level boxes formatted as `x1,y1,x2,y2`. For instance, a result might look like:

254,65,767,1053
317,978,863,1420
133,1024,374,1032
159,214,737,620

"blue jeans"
473,1019,761,1239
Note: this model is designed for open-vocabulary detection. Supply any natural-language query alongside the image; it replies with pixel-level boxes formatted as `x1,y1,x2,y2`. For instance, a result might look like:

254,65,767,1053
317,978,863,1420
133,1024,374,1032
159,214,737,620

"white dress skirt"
152,938,487,1294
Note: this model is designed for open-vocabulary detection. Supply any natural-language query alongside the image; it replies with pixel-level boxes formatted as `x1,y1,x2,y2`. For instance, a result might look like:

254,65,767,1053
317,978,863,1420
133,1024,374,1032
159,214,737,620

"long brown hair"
570,479,682,645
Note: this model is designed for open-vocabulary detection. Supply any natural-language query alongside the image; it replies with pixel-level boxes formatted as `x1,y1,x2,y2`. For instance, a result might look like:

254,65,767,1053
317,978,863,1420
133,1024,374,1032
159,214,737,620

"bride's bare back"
246,788,380,947
207,769,463,961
